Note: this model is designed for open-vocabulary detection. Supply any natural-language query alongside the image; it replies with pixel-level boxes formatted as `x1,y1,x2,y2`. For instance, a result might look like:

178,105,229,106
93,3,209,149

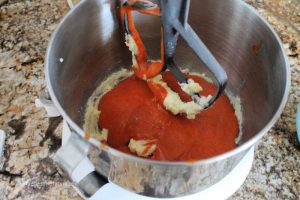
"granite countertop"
0,0,299,199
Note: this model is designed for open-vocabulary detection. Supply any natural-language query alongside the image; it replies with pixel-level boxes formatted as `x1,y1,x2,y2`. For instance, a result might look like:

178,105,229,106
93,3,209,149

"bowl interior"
47,0,288,147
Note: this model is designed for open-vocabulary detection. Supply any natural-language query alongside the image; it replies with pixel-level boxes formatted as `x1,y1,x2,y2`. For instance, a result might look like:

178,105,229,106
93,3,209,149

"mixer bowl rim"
45,0,290,166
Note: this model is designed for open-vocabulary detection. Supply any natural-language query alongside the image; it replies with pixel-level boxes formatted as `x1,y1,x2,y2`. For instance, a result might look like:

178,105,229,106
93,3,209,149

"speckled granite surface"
0,0,299,199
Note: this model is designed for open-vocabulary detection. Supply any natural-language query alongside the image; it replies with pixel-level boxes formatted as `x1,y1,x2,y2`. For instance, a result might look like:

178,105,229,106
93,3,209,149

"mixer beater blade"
121,0,227,109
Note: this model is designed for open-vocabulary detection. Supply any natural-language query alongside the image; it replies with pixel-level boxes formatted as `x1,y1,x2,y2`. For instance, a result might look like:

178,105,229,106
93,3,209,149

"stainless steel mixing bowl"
46,0,290,197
